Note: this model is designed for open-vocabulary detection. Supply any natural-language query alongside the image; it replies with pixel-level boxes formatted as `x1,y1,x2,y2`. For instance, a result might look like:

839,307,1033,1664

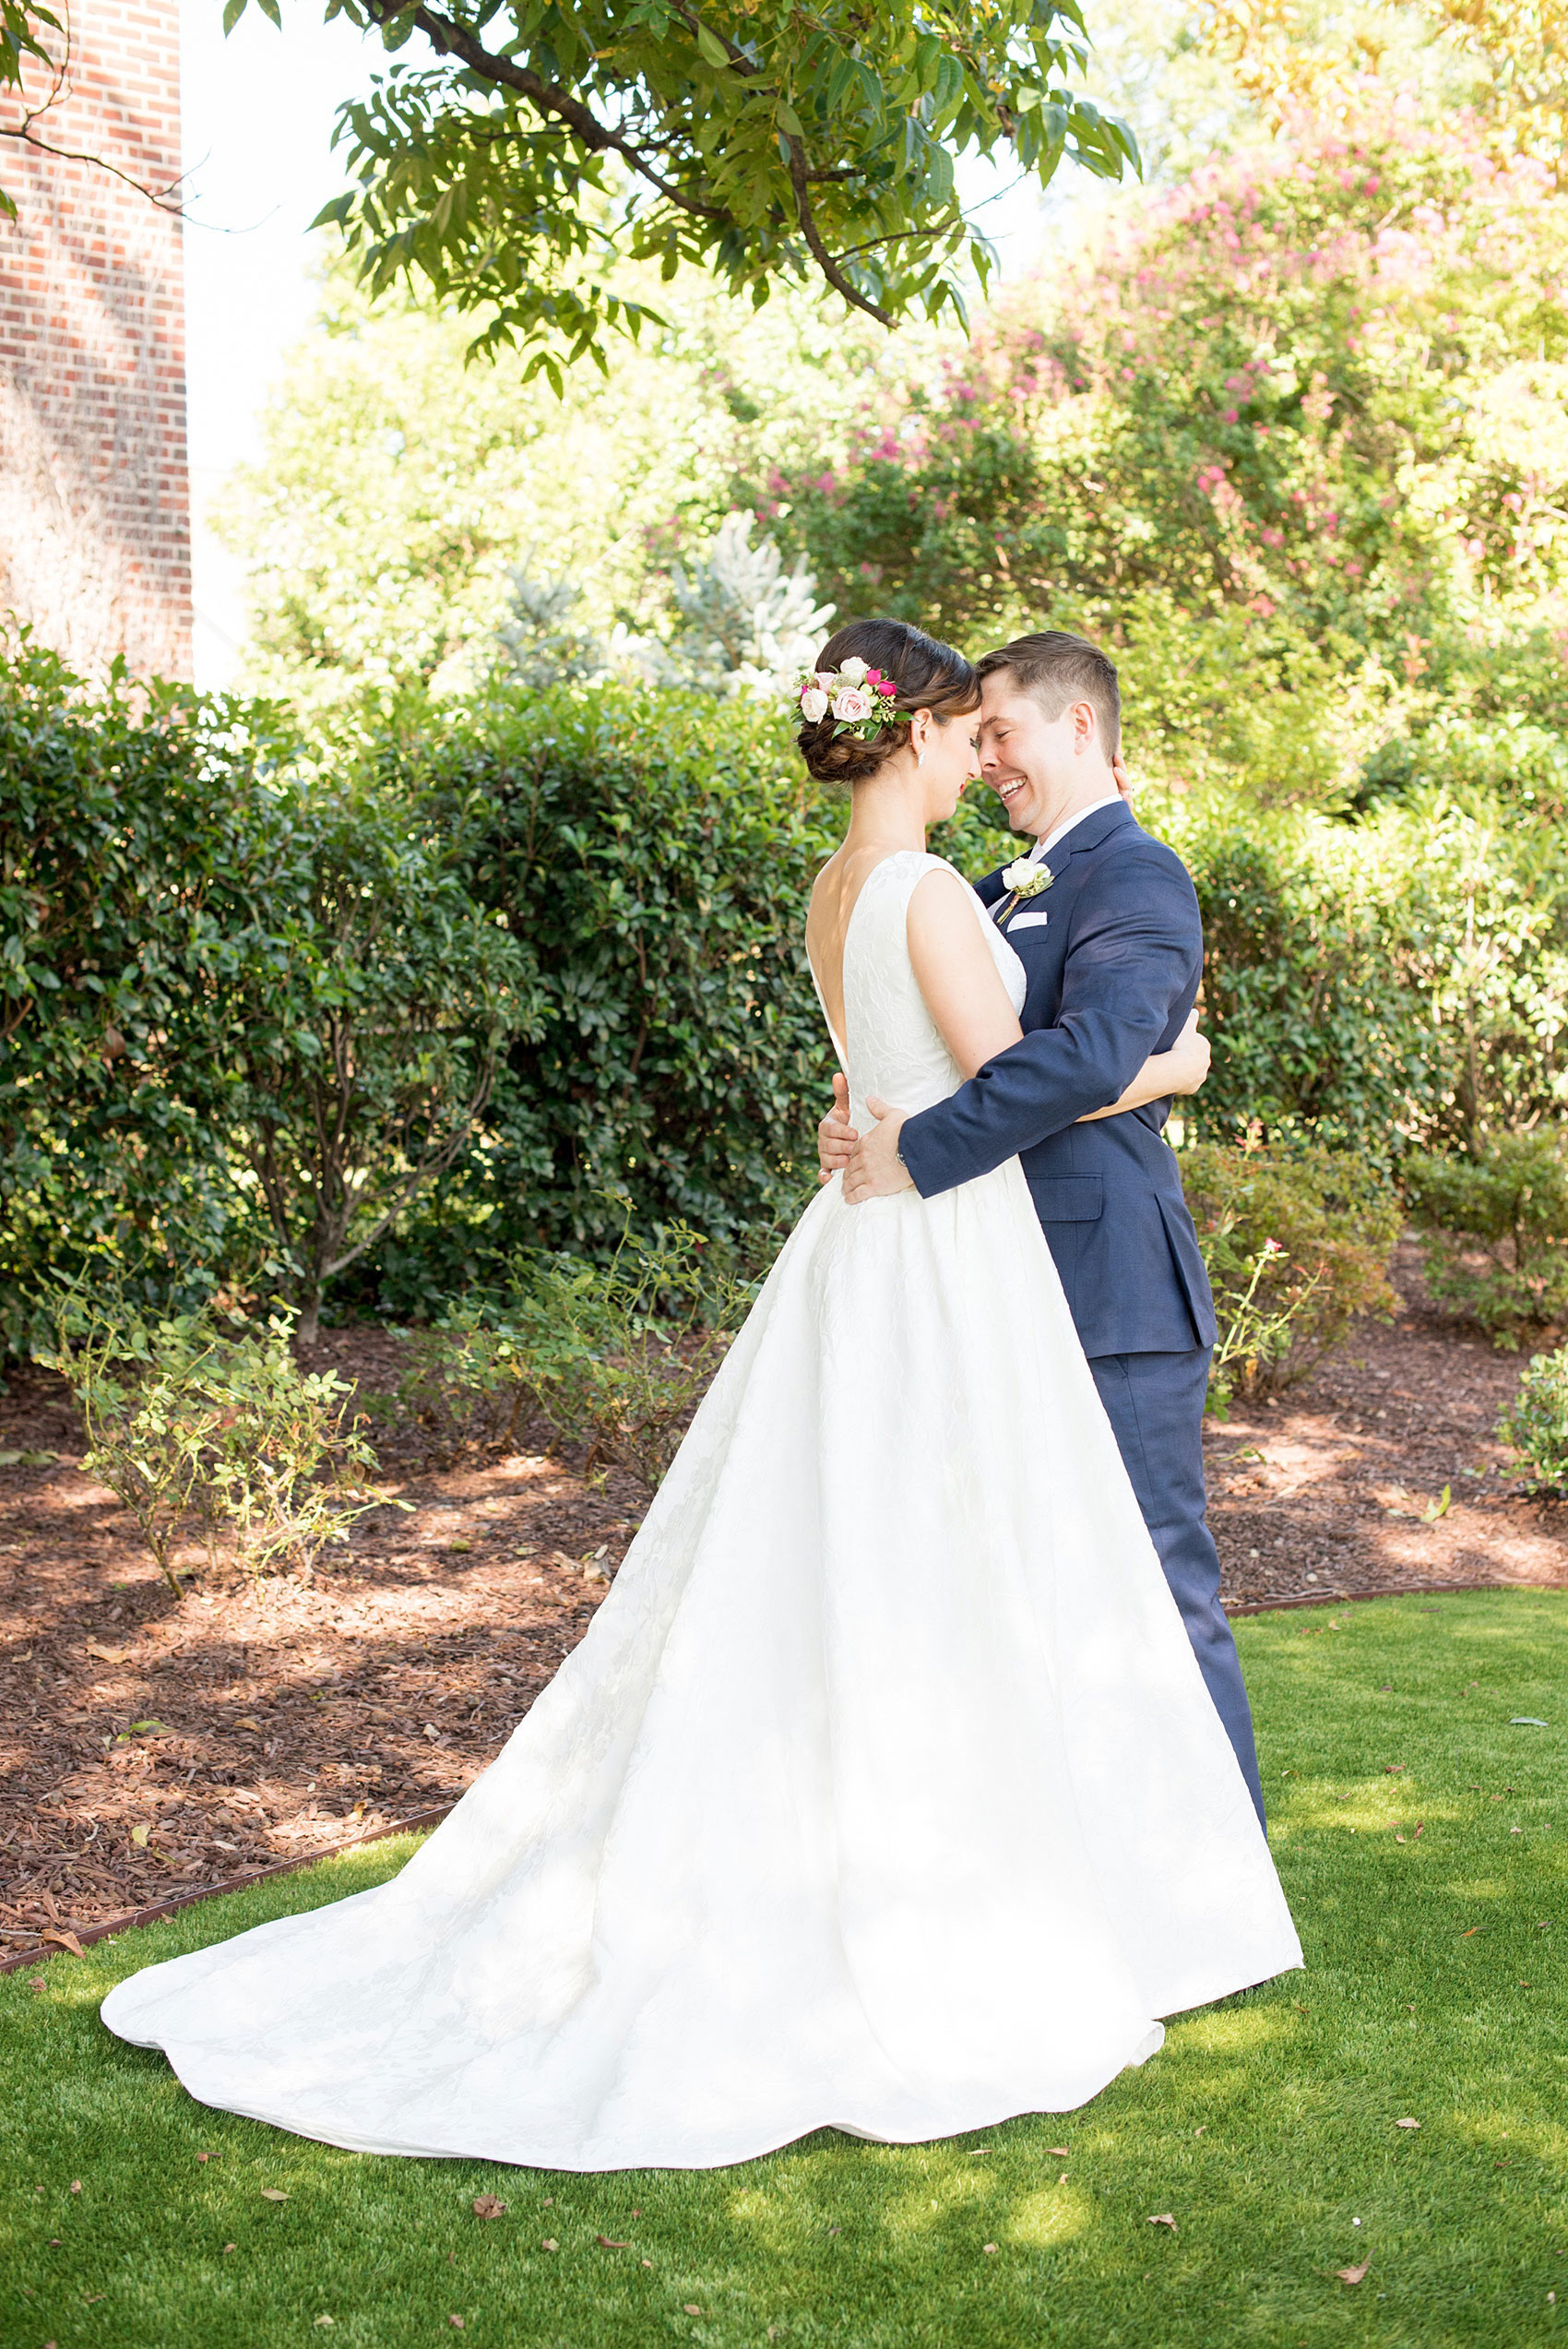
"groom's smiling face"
978,678,1097,838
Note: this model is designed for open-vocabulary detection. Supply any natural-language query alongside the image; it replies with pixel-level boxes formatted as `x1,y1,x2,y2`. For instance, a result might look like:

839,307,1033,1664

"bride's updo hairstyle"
797,618,979,787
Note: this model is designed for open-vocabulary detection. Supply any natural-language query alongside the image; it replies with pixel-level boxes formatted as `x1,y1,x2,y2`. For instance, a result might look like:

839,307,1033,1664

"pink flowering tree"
767,112,1568,672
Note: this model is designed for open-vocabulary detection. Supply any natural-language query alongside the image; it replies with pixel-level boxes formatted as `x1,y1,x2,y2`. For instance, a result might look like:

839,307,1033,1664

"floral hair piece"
793,654,900,741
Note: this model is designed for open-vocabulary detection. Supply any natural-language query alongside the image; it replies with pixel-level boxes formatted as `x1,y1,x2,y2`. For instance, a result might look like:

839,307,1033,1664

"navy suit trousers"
1087,1345,1266,1827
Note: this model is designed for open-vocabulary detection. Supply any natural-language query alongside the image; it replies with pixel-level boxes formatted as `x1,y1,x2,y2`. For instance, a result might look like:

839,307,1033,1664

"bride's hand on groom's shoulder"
842,1098,914,1205
817,1073,859,1183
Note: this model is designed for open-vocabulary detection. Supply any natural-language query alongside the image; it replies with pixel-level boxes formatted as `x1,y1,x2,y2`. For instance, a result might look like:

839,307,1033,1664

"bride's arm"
1076,1008,1210,1123
906,870,1025,1078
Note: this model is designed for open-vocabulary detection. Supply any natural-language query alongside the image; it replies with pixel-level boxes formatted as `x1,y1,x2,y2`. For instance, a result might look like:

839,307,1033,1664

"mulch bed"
3,1239,1562,1966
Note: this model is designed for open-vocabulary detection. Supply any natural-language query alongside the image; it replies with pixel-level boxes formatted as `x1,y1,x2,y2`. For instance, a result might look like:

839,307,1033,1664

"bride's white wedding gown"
101,850,1301,2170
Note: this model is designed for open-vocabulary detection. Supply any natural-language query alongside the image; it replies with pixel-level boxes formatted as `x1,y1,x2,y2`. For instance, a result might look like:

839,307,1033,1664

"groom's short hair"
977,631,1121,753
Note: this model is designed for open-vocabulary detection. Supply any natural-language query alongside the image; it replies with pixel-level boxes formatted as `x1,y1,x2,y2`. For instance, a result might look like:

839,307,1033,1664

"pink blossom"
831,687,872,724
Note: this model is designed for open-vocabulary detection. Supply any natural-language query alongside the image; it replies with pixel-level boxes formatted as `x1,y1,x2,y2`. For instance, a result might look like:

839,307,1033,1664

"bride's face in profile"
909,706,982,827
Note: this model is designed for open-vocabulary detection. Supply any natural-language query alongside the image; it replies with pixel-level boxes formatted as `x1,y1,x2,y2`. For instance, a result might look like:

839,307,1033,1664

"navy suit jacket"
898,799,1218,1360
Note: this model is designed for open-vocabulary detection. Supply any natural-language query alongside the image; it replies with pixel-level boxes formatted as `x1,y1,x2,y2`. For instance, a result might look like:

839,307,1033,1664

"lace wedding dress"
101,851,1301,2170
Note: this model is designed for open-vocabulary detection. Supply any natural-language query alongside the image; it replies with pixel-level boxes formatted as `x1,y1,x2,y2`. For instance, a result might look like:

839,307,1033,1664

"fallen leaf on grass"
196,2152,219,2164
1460,1926,1484,1938
1396,2118,1420,2130
314,2319,334,2330
1511,1716,1548,1727
1047,2147,1070,2157
260,2188,290,2201
471,2196,507,2219
597,2235,631,2248
982,2243,998,2255
222,2244,236,2254
1146,2213,1177,2230
39,1928,84,1959
70,2181,81,2194
683,2306,703,2316
1336,2261,1370,2285
540,2237,558,2252
449,2319,465,2332
81,2294,104,2305
1396,1833,1406,1843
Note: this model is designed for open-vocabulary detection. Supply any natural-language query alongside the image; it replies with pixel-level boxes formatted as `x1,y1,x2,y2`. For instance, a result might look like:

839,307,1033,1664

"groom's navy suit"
898,798,1265,1824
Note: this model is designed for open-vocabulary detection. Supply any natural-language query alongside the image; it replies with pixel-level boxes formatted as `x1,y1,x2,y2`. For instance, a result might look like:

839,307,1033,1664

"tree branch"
359,0,731,225
784,134,893,325
0,118,185,210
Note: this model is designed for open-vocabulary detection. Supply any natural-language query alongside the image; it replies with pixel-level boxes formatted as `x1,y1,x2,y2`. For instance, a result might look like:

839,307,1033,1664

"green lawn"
4,1590,1565,2349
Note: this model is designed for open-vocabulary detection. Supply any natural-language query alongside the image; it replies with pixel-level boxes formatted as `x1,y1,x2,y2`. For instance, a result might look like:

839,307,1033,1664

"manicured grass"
3,1590,1565,2349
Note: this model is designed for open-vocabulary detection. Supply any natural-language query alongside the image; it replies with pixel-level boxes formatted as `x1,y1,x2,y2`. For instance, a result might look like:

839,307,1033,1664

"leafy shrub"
1182,1142,1401,1408
1405,1132,1568,1347
1498,1344,1568,1487
392,1210,755,1488
0,640,538,1353
0,639,294,1353
389,1309,540,1467
38,1298,378,1591
372,683,1008,1282
224,781,538,1347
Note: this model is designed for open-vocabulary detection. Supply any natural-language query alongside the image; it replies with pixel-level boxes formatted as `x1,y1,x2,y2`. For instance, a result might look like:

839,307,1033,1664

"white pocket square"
1008,910,1050,932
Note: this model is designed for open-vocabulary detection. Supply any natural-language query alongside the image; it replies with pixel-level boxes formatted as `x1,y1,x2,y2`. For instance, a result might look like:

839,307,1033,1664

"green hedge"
8,645,1568,1342
360,686,1012,1293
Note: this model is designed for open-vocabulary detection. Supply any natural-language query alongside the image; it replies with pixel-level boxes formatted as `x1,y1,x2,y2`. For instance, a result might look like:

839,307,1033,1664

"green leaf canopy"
267,0,1139,364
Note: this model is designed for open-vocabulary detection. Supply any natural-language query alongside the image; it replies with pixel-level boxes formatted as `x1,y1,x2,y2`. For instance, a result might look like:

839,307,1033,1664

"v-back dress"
101,851,1301,2169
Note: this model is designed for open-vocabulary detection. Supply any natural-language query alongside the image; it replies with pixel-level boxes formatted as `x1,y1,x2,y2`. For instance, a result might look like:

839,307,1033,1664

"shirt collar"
1030,793,1125,864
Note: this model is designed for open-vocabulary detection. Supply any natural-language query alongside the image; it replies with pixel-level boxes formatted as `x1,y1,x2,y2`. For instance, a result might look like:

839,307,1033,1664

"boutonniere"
1001,857,1053,900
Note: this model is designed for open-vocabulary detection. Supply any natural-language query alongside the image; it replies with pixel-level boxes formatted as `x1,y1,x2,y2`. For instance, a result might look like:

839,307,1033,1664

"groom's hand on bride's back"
817,1072,860,1183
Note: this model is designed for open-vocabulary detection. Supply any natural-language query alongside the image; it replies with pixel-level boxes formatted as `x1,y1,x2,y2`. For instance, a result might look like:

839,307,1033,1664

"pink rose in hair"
831,687,873,723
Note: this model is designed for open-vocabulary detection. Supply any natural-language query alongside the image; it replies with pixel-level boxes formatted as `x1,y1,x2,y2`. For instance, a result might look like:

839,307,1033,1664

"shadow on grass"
4,1592,1566,2349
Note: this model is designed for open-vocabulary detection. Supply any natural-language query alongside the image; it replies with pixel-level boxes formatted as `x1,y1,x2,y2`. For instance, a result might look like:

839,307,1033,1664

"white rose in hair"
832,686,873,723
800,687,829,723
837,656,869,685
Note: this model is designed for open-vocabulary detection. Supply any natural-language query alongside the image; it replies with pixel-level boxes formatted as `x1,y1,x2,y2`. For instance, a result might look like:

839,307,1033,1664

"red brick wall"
0,0,192,681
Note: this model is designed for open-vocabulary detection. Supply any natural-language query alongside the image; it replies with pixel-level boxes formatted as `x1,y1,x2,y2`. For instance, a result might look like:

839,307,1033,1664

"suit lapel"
992,800,1135,929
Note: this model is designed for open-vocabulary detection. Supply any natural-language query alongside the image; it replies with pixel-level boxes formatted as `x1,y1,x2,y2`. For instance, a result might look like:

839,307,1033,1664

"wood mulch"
2,1239,1562,1965
1204,1238,1567,1606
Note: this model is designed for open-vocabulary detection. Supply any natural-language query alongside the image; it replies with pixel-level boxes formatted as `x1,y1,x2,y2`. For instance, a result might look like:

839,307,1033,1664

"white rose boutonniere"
1002,858,1053,900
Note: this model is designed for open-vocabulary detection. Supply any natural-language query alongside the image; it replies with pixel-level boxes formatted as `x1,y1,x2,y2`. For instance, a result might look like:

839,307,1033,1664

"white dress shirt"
1028,792,1125,864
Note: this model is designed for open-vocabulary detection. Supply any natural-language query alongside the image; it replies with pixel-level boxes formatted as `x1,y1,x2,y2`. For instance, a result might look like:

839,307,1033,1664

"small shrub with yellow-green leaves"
1181,1142,1401,1413
1405,1130,1568,1348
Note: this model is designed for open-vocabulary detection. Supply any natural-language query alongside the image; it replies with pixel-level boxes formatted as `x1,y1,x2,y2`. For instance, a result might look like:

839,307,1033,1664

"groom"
817,628,1266,1826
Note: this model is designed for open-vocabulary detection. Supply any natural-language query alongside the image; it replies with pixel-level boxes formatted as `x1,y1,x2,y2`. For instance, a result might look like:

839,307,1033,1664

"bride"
101,618,1301,2171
